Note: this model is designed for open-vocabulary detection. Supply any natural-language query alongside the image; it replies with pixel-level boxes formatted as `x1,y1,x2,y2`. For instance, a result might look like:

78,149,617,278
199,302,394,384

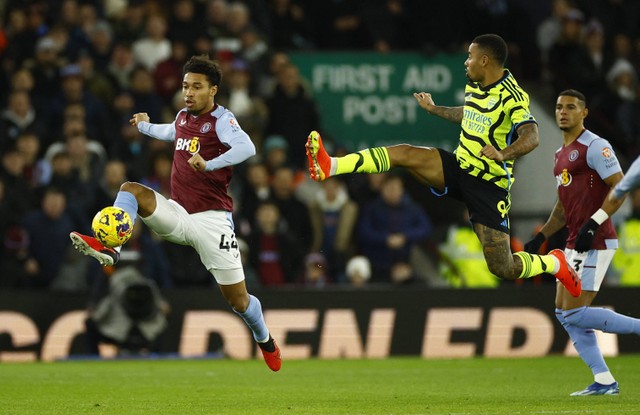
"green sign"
290,52,468,152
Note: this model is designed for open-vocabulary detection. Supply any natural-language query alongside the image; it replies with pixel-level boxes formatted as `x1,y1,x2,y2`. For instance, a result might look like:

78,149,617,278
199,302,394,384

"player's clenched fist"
188,152,206,171
479,145,504,161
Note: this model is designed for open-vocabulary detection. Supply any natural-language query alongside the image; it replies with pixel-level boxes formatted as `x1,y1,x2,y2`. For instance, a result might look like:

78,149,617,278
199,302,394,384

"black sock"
258,336,275,353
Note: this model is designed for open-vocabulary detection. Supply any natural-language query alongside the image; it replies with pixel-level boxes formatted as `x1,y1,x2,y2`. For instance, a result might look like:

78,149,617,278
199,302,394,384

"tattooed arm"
480,122,540,161
413,92,464,123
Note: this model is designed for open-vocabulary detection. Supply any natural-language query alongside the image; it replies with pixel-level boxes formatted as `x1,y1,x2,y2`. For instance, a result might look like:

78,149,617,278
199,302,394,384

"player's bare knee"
487,261,515,281
120,181,142,195
229,295,249,313
388,144,415,166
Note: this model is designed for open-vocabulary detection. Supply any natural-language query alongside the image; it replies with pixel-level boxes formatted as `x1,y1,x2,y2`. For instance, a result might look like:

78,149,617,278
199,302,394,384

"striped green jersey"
455,69,536,190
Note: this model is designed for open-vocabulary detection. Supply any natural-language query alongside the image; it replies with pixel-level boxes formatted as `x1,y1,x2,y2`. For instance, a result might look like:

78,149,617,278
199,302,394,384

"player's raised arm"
131,112,176,142
413,92,463,123
129,112,149,126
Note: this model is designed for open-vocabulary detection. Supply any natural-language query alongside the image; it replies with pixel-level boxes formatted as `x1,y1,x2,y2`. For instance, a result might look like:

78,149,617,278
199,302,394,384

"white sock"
594,371,616,385
551,256,560,274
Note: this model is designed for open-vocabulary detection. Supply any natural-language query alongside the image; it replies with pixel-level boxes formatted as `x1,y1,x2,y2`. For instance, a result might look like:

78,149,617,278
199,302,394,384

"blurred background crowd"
1,0,640,294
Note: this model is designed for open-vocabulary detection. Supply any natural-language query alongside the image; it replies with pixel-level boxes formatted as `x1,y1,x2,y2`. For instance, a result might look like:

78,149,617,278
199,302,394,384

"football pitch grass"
3,356,640,415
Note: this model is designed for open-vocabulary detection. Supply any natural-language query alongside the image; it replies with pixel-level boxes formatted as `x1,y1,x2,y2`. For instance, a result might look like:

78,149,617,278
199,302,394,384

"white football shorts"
564,248,616,292
141,190,244,285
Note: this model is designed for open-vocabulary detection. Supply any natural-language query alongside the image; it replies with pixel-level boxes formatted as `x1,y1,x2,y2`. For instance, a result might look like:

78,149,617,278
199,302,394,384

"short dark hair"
472,34,508,67
183,55,222,86
558,89,587,106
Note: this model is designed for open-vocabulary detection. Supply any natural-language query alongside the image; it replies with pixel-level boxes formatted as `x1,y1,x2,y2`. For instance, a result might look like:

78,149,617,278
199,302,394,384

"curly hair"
183,55,222,86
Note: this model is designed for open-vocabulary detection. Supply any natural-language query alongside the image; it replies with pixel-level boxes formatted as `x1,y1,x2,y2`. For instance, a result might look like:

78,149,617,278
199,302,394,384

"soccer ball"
91,207,133,248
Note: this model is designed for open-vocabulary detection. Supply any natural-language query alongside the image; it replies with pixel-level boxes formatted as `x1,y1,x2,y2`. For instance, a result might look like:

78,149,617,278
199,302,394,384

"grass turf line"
1,356,639,415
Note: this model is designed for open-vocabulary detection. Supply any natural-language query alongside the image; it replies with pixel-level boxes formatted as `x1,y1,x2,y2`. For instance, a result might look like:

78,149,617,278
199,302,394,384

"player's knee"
486,260,513,280
120,181,142,195
229,295,249,313
562,306,587,327
388,144,416,166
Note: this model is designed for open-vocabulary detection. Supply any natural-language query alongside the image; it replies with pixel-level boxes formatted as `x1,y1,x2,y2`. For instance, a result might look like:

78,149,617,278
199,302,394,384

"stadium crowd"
1,0,640,292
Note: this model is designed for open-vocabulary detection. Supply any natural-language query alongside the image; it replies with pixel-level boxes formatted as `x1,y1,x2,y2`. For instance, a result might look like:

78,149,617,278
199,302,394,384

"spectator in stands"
153,40,190,106
218,59,268,147
548,9,600,98
132,14,171,72
591,58,640,160
262,134,289,175
77,52,117,109
270,166,313,250
110,1,146,44
357,174,432,284
24,36,62,104
2,7,38,69
0,224,39,288
361,0,412,52
107,42,136,90
168,0,202,45
21,187,78,288
537,0,573,70
15,132,48,188
309,177,358,282
47,63,110,147
94,159,128,212
86,20,114,71
265,62,320,169
0,148,34,219
0,90,43,151
202,0,231,42
312,0,370,50
140,150,173,199
0,179,14,233
266,0,314,50
300,252,330,287
238,161,271,230
247,200,303,285
129,65,164,124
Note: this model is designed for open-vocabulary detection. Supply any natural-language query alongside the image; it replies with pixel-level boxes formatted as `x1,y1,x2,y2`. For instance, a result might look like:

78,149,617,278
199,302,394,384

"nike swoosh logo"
179,119,186,126
587,230,595,235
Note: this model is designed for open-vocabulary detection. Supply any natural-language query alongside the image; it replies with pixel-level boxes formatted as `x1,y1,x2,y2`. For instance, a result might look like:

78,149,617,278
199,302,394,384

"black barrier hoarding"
2,287,640,362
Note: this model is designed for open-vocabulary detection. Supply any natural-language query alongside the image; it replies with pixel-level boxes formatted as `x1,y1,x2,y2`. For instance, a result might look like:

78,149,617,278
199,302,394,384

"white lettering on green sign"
313,65,395,92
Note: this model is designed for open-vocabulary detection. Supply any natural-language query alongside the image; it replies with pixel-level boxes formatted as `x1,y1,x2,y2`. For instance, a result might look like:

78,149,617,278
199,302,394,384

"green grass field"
2,356,639,415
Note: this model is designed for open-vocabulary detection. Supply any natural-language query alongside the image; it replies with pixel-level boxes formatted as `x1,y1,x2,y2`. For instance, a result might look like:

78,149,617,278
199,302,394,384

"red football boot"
69,231,120,266
305,131,332,182
258,337,282,372
549,249,582,297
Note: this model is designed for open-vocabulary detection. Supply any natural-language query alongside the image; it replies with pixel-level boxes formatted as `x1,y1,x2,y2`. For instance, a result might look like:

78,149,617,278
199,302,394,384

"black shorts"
434,149,511,234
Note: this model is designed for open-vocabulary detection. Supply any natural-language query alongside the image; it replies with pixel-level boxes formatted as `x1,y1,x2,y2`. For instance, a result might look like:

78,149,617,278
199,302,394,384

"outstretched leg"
305,131,445,189
69,182,157,266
